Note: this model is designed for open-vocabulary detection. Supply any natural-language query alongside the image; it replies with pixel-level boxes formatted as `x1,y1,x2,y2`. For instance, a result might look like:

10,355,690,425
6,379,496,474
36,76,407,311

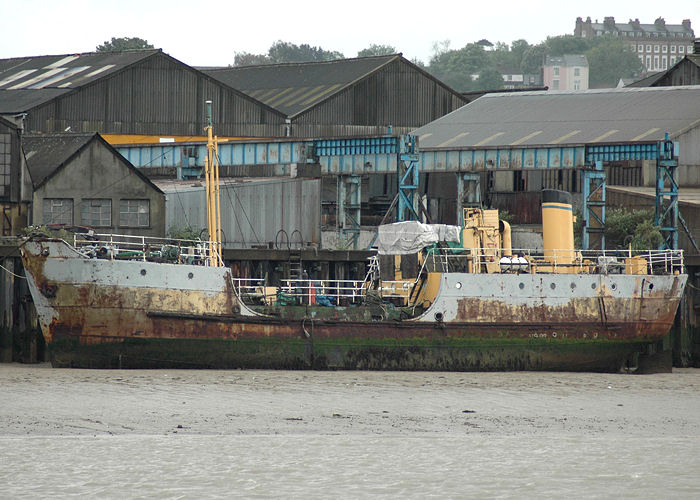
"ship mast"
204,100,222,266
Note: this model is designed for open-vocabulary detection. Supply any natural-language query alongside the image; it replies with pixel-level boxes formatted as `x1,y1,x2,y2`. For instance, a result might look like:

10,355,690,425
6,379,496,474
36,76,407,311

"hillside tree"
357,44,397,57
96,37,154,52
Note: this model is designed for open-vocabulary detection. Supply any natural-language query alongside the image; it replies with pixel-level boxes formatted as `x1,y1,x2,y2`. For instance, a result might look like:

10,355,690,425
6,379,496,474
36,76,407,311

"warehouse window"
119,199,150,227
43,198,73,225
0,134,10,199
81,199,112,227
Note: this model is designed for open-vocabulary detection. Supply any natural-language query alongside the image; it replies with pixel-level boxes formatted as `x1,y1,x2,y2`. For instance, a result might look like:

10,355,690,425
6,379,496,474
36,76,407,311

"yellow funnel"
542,189,574,268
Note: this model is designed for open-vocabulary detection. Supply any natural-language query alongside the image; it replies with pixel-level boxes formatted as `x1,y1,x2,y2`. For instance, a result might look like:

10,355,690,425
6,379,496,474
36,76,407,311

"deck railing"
72,233,222,266
232,278,368,306
425,247,684,275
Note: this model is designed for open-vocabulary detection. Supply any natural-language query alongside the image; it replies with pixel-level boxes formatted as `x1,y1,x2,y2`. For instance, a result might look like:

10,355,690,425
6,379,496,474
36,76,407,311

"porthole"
550,283,556,290
455,282,462,289
591,283,597,289
611,283,617,290
188,272,194,279
519,282,525,290
435,312,444,322
140,269,147,276
570,282,576,290
649,283,654,290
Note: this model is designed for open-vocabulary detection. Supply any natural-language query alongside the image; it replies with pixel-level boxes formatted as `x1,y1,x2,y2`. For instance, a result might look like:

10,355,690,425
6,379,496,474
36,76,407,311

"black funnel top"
542,189,572,205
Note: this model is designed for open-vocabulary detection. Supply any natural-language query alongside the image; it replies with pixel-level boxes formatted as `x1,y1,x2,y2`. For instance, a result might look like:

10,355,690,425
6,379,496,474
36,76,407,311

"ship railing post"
109,234,114,261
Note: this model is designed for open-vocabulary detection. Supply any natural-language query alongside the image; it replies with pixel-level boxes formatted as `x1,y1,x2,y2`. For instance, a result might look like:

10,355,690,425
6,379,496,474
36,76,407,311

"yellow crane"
204,100,222,266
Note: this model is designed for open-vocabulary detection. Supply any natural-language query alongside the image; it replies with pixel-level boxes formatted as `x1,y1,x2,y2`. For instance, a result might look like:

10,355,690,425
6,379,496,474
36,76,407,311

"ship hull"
21,240,687,372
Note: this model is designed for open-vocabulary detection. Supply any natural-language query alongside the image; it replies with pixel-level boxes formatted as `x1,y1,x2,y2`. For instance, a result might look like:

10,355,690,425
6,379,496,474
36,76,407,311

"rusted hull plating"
21,240,687,372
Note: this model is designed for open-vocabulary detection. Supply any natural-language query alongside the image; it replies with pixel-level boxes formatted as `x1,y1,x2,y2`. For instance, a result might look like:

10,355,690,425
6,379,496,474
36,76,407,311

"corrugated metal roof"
22,133,95,187
0,50,160,113
413,85,700,150
202,55,399,117
0,88,71,114
22,133,164,193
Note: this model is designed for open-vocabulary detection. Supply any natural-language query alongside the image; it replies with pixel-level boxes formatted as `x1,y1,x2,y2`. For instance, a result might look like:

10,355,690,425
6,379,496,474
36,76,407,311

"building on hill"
0,50,286,141
22,133,166,237
497,64,542,89
575,16,695,73
626,40,700,87
202,54,467,137
543,55,589,91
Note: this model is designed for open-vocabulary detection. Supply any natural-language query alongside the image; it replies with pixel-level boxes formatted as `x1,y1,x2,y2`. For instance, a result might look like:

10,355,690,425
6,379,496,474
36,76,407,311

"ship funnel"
542,189,574,267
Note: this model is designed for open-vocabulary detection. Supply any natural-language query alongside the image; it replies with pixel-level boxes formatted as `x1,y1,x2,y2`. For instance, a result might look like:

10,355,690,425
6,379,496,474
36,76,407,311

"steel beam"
582,161,606,250
456,173,481,226
337,175,361,250
397,136,420,221
655,135,679,250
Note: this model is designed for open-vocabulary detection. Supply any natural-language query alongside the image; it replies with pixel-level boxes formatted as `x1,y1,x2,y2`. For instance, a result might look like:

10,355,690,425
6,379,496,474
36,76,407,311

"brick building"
575,17,695,73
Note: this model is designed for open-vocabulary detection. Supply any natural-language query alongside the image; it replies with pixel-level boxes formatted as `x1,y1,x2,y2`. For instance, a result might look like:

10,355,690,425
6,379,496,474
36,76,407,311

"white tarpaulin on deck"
376,221,461,255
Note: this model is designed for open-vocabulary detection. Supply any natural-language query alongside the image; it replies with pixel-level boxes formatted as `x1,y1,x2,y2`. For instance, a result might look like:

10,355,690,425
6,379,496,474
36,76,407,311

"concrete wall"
677,127,700,186
32,140,166,237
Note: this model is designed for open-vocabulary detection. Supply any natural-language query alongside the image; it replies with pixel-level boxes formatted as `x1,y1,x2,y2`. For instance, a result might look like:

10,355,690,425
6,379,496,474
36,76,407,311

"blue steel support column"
581,161,606,250
397,135,420,222
655,134,679,250
337,175,361,249
456,172,481,227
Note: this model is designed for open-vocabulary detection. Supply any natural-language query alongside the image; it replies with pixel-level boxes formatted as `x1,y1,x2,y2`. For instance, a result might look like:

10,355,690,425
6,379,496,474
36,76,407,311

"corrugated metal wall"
164,178,320,248
656,58,700,86
291,59,466,137
26,54,287,137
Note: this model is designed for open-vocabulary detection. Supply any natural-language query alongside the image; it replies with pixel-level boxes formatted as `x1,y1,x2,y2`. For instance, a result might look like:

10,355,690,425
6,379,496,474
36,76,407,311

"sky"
1,0,697,67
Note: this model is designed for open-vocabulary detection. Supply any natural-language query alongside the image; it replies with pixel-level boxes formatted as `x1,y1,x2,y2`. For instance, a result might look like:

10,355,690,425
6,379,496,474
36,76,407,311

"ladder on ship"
288,249,304,280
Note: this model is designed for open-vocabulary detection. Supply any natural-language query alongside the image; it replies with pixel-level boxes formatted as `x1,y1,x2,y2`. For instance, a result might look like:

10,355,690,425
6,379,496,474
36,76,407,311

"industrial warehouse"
1,44,699,369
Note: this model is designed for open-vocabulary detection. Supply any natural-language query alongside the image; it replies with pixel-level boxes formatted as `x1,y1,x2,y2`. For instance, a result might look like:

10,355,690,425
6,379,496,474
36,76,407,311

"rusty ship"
19,187,687,372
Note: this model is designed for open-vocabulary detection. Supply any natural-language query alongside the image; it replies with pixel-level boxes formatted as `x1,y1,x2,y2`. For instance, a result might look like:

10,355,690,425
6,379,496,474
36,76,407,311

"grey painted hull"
20,239,687,371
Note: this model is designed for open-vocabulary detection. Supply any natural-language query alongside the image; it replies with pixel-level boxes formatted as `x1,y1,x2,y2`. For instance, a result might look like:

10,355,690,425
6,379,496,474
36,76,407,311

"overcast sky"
1,1,697,66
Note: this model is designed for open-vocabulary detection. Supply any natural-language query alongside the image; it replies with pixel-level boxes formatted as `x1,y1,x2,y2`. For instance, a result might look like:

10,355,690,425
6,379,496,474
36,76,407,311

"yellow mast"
204,100,222,266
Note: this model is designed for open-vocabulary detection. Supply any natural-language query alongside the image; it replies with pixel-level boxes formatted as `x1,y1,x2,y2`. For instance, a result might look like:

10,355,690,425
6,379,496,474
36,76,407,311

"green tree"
520,43,547,74
585,40,643,88
357,44,397,57
233,51,270,66
545,35,592,56
603,208,662,249
473,66,505,91
96,36,154,52
510,39,530,65
267,40,343,63
233,41,345,66
428,43,489,91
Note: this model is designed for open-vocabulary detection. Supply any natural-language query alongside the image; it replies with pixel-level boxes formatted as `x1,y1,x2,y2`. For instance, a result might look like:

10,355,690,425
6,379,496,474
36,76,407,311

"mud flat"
1,365,699,498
